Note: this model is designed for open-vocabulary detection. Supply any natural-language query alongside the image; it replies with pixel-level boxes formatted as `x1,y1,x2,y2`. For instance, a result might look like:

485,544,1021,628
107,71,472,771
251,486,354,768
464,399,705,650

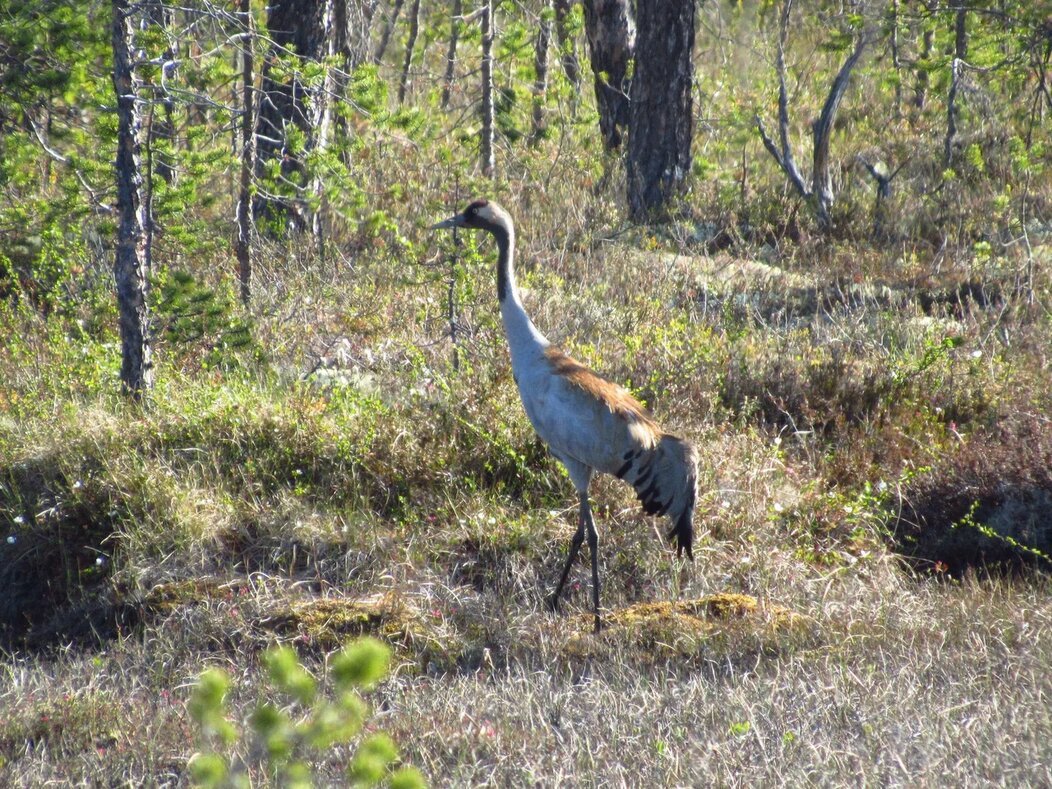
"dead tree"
111,0,153,398
582,0,634,150
755,0,868,231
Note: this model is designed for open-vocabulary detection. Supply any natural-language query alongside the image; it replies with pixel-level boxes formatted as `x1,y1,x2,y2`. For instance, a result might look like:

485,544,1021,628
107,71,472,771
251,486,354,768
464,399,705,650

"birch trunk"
480,0,496,176
236,0,255,305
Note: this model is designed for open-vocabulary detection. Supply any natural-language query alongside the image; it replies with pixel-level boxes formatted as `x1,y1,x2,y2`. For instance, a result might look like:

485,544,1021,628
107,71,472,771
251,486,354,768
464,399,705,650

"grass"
1,209,1050,782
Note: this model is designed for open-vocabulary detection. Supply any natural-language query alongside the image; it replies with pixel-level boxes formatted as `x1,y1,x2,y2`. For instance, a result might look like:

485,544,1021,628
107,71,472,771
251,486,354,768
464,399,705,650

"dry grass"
2,560,1048,785
2,217,1050,782
391,581,1052,786
4,223,1050,783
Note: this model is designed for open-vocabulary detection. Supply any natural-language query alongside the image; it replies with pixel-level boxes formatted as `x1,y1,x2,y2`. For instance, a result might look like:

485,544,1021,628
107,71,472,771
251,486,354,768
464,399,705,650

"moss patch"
140,578,231,613
562,594,814,661
268,595,426,649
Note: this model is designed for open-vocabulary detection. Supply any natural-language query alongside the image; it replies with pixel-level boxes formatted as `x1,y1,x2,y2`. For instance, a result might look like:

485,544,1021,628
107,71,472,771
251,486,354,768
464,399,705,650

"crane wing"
516,347,660,475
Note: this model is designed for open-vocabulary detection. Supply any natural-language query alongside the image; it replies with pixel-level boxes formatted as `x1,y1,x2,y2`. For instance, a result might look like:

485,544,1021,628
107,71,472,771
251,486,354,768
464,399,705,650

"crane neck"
493,224,515,305
491,221,549,356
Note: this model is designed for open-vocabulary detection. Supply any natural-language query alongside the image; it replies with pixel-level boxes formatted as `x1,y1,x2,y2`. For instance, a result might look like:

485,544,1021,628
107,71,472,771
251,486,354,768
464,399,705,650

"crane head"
431,199,505,233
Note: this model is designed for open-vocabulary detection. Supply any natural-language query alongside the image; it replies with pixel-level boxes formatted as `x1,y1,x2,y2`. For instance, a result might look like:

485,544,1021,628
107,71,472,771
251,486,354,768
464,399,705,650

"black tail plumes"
616,433,698,559
667,483,695,560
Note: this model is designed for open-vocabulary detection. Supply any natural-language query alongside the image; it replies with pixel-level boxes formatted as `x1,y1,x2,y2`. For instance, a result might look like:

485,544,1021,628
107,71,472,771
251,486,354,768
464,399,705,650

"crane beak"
431,213,466,230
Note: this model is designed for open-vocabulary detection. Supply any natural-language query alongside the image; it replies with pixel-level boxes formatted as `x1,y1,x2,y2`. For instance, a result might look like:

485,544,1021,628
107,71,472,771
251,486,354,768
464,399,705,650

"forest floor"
1,212,1051,784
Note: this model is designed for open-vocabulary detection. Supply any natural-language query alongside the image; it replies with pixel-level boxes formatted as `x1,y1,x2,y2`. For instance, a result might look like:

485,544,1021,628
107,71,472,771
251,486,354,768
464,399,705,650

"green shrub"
188,637,425,788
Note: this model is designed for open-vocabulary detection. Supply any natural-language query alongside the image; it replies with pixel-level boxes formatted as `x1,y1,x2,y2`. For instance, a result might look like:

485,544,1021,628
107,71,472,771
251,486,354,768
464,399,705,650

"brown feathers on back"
544,346,659,429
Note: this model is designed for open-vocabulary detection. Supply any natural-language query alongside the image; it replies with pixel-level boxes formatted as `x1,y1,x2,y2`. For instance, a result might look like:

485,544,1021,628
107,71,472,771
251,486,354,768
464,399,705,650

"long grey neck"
491,222,549,357
494,225,514,304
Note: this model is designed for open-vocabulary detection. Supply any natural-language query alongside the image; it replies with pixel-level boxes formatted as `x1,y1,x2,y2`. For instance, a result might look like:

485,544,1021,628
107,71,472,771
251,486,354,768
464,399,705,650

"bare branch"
812,33,868,219
754,114,786,171
856,154,891,195
755,0,810,201
25,115,114,214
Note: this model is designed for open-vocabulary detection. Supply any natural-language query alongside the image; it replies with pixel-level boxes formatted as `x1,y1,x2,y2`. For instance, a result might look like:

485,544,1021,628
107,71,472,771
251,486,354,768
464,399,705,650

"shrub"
189,637,425,788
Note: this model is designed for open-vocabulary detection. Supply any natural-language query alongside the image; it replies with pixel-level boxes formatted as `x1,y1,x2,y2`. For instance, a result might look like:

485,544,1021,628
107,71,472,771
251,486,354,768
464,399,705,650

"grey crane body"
433,199,698,632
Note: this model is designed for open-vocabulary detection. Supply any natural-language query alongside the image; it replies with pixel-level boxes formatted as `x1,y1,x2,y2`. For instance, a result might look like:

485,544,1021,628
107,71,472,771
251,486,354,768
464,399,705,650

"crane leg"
583,498,602,633
550,513,585,613
549,493,603,632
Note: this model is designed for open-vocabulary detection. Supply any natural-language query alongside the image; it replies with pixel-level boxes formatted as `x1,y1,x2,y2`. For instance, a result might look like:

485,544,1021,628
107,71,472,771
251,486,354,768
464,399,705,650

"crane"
432,199,697,632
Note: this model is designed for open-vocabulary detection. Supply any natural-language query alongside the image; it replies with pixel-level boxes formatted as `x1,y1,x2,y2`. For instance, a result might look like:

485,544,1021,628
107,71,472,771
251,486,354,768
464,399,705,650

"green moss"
141,579,229,613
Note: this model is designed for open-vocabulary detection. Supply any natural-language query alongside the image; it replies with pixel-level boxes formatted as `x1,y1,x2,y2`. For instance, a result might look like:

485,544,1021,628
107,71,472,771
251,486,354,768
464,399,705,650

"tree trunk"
398,0,421,103
554,0,581,90
333,0,371,171
890,0,901,113
755,0,867,232
254,0,334,233
582,0,634,150
310,4,337,261
143,0,175,184
373,0,404,64
183,7,210,129
944,3,968,165
237,0,255,306
627,0,694,220
111,0,153,399
480,0,495,176
532,0,554,141
811,36,867,228
914,27,933,109
441,0,463,108
334,0,372,70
